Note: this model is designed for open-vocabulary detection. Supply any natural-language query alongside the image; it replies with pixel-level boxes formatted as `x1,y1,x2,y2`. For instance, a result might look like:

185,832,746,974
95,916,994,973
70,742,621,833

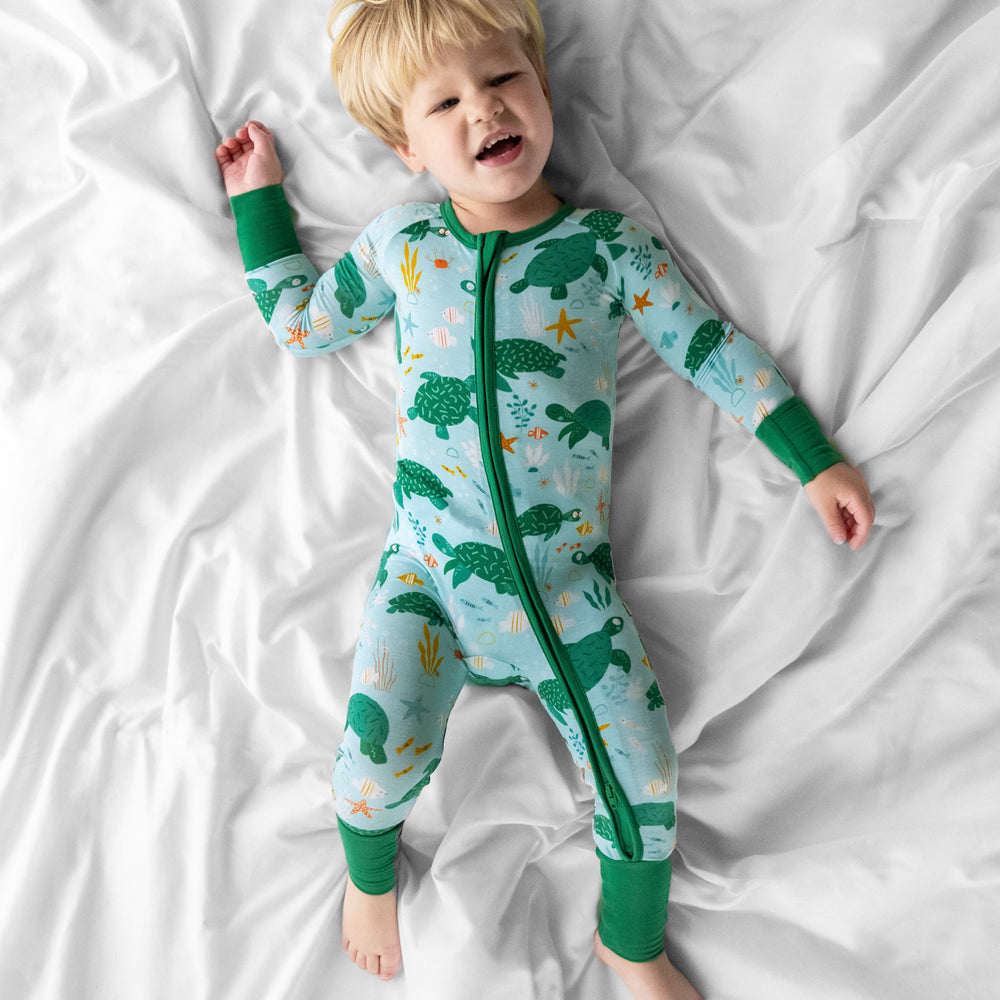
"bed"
2,0,999,997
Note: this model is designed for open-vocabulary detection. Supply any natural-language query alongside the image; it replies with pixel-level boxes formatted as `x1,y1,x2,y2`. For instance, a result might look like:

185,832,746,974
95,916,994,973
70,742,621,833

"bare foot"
594,930,705,1000
342,877,402,981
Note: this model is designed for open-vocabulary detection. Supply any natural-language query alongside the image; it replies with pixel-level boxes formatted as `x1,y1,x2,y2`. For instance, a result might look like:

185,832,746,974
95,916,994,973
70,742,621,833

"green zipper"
472,231,643,863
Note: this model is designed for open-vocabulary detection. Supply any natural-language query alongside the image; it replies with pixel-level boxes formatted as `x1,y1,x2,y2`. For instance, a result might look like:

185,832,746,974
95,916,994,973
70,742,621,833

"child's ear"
393,142,426,174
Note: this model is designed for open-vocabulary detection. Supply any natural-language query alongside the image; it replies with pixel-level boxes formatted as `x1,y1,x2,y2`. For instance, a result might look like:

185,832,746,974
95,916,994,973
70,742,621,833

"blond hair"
327,0,548,148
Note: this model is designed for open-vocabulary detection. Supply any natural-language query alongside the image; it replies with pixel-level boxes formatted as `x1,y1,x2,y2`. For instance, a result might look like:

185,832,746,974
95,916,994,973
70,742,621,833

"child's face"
393,30,554,226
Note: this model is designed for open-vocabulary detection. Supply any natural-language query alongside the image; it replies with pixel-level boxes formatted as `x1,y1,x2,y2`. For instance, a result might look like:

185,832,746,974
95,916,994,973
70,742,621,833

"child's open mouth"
476,134,523,164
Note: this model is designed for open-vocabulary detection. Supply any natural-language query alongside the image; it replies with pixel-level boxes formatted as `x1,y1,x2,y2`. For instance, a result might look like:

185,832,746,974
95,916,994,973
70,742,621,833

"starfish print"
401,313,417,336
345,797,378,819
500,433,517,454
284,325,308,349
401,695,430,721
632,290,653,316
545,308,581,344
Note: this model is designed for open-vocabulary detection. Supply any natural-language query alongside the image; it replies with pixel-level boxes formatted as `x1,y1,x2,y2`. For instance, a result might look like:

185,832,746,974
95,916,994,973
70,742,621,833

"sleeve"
602,213,842,484
229,185,396,357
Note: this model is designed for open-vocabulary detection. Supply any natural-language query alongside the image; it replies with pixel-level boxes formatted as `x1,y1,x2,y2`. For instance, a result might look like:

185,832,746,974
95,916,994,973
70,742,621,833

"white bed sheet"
2,1,999,998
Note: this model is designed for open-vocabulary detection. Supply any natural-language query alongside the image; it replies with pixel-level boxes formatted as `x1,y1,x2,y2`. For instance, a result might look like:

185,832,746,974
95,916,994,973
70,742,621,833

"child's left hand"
215,121,285,198
804,462,875,550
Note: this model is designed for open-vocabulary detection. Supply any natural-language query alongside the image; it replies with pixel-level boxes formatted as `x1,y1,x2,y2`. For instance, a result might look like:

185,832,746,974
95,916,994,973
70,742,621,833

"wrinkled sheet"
2,1,1000,998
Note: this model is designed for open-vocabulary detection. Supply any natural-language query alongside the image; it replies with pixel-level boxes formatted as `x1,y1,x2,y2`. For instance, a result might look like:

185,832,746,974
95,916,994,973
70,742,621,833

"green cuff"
229,184,302,271
597,850,672,962
755,396,843,485
337,818,401,895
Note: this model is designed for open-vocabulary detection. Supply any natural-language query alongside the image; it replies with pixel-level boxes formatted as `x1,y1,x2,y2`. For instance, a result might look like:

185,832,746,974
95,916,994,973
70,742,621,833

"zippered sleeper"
228,184,842,961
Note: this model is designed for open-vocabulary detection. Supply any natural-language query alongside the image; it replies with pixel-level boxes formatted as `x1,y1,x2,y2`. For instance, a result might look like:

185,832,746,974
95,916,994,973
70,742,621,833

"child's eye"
433,97,459,113
491,72,520,86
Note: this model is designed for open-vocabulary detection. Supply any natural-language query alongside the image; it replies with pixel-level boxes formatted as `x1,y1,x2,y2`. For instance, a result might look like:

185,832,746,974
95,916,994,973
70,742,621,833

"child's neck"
449,179,562,235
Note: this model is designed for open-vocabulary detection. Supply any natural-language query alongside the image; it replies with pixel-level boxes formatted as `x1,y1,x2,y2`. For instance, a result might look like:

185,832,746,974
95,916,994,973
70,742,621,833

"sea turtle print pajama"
229,185,840,961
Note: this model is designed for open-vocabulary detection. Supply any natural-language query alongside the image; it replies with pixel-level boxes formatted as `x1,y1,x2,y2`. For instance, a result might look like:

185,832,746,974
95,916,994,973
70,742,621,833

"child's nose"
468,90,502,123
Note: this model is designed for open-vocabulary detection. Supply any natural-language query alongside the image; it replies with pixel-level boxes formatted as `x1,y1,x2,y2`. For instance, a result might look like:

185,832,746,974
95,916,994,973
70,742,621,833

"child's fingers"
247,121,276,151
817,498,850,547
844,495,874,550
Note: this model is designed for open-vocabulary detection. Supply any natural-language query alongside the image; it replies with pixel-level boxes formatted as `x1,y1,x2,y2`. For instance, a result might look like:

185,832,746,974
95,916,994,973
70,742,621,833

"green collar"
440,198,575,248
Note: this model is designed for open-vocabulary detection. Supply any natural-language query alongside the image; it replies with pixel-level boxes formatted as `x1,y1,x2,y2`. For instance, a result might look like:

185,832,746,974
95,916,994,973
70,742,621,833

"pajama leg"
333,554,467,894
531,600,679,961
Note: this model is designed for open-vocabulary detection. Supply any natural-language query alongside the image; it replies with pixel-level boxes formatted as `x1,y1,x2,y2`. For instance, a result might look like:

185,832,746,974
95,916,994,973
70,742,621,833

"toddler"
215,1,875,997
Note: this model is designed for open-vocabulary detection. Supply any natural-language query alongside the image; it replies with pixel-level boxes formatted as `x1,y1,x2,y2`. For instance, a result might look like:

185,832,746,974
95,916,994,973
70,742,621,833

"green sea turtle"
432,533,518,596
538,616,630,724
332,251,367,318
572,542,615,583
593,801,676,847
394,459,453,510
631,801,676,833
579,209,628,245
407,372,478,439
386,593,458,640
494,339,567,391
545,399,612,450
247,273,310,323
373,544,401,588
517,503,582,541
346,693,390,764
646,680,665,712
509,211,629,300
684,319,727,377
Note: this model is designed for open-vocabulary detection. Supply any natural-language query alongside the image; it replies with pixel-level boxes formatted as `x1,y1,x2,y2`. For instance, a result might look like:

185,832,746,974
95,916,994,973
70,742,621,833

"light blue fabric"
237,190,827,951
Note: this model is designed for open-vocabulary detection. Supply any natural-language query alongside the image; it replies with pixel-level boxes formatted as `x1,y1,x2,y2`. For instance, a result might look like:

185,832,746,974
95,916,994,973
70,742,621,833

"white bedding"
2,1,999,998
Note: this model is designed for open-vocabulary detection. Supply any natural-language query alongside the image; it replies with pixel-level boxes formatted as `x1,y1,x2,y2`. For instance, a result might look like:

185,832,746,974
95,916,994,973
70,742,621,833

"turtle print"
631,801,676,834
394,459,453,510
509,231,607,300
407,373,478,439
546,399,612,450
432,533,518,596
517,503,583,541
684,319,727,377
494,339,567,391
346,693,390,765
247,273,310,323
572,542,615,583
386,593,458,641
593,801,675,845
332,251,368,318
509,210,629,300
538,617,631,725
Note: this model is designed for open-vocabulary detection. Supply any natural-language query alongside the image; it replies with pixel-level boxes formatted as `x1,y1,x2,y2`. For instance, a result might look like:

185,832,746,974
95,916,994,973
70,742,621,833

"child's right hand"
215,121,285,197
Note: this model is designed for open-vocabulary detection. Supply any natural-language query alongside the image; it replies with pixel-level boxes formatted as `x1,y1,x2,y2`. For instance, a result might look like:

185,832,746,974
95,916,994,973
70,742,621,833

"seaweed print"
583,580,614,611
507,394,537,430
407,510,427,547
630,243,654,280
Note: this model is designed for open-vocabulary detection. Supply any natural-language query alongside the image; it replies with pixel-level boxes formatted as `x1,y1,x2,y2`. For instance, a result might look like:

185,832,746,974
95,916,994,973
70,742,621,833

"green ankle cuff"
597,850,672,962
337,818,401,895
